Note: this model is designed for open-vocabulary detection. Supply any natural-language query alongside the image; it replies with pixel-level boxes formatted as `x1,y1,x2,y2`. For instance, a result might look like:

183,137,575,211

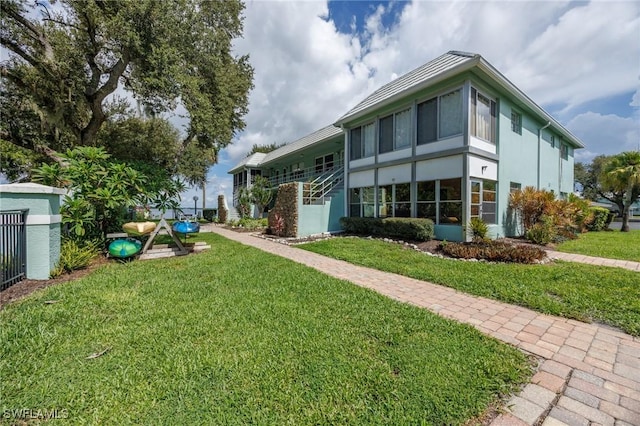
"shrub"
236,217,268,230
269,213,285,236
508,187,556,232
525,215,556,245
50,239,101,278
440,241,546,264
469,217,489,242
202,208,217,222
340,217,434,241
340,217,384,235
587,207,611,231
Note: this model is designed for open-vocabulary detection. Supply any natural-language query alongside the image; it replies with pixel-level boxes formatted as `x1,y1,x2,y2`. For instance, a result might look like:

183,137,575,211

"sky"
4,1,639,209
183,0,640,209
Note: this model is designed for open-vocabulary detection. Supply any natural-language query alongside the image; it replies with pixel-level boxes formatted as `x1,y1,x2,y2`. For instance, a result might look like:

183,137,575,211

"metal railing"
1,209,28,290
302,165,344,205
265,160,344,188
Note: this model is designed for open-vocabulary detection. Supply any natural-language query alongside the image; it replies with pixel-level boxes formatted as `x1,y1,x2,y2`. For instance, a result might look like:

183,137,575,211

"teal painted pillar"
0,183,65,280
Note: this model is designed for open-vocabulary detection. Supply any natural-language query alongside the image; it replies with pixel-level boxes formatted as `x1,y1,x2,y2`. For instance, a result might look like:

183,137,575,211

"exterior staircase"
304,165,344,205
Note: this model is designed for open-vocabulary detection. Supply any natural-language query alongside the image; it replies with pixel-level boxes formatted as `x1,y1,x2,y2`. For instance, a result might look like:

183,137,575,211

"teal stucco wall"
0,183,65,280
297,185,345,237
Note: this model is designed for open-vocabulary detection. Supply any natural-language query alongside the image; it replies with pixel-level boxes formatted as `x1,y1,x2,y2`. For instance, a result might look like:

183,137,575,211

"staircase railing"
266,160,344,188
302,165,344,205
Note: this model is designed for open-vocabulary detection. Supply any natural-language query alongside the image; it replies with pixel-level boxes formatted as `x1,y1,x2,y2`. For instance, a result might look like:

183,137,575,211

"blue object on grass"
108,238,142,258
172,220,200,234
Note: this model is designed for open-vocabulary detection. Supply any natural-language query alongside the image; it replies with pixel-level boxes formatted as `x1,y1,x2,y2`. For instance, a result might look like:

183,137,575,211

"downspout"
537,122,551,189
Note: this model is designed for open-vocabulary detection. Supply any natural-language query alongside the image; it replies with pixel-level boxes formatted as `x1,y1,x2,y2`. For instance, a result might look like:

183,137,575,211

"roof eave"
335,57,480,127
475,59,585,149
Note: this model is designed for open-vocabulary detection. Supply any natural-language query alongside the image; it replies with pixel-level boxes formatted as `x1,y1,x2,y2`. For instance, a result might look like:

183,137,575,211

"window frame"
471,87,497,144
417,88,463,145
510,110,522,135
379,108,412,154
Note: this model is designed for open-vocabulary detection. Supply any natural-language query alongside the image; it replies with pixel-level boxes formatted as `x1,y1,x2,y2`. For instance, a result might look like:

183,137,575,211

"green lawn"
556,230,640,262
301,238,640,336
0,233,529,424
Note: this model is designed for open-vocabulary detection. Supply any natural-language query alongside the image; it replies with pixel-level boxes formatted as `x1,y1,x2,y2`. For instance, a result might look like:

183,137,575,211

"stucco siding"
416,155,463,181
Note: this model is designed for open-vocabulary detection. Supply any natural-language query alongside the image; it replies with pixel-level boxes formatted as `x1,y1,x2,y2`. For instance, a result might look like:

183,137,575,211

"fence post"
0,183,66,280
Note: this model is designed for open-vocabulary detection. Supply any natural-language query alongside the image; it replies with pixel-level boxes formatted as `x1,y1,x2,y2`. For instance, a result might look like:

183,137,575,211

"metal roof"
337,51,477,123
228,152,267,174
229,125,343,173
261,125,342,166
336,50,584,149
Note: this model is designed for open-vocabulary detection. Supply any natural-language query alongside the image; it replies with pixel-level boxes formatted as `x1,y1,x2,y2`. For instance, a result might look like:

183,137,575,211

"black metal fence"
1,209,28,290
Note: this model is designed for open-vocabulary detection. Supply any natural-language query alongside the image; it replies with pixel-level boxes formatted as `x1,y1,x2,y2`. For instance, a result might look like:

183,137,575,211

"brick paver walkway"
204,226,640,425
546,250,640,272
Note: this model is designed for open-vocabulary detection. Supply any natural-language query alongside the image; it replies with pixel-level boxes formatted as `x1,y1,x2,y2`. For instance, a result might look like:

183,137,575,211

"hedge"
340,217,434,241
586,207,613,232
202,208,217,222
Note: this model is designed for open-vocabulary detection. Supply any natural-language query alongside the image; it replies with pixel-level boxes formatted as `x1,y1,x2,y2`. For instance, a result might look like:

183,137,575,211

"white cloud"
206,0,640,208
566,111,640,162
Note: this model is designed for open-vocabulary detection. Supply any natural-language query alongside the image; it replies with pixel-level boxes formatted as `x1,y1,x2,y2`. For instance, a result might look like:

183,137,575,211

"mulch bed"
0,257,109,311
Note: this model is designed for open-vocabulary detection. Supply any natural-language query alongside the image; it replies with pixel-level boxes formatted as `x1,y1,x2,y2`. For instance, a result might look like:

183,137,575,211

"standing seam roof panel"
338,52,476,121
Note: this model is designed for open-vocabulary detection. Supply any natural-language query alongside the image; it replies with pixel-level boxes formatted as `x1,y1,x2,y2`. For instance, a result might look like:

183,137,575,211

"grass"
556,230,640,262
0,233,530,424
301,238,640,337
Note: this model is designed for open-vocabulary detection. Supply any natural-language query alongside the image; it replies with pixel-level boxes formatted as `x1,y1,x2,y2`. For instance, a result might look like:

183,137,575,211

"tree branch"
4,6,54,61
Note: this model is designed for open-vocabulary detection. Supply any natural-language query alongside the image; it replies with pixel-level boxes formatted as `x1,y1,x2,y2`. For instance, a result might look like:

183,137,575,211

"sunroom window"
379,108,411,154
471,88,496,143
378,183,411,218
417,89,462,144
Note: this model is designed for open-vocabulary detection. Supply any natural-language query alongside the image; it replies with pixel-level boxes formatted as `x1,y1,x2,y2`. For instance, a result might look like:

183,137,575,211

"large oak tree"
1,0,253,184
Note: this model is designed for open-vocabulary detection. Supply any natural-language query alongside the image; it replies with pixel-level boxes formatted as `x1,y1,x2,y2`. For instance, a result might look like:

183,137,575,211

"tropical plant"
250,176,273,219
508,187,556,233
33,147,179,239
469,217,489,242
50,238,101,278
236,187,252,219
601,151,640,232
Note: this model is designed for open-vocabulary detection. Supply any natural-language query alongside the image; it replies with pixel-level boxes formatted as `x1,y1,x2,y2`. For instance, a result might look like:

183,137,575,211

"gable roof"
336,50,584,149
338,51,476,122
228,125,342,173
228,152,267,174
260,125,342,166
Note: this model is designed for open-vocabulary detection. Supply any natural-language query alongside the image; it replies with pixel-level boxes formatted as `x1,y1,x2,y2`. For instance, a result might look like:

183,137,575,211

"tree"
97,115,215,186
575,153,640,231
602,151,640,232
246,142,285,157
1,0,253,170
575,155,625,212
250,176,273,219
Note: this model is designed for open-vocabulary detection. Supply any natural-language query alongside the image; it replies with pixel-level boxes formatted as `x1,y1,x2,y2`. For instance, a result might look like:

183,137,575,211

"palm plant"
602,151,640,232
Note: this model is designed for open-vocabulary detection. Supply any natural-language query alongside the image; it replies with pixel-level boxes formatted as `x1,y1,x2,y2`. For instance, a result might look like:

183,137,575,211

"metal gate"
1,209,28,290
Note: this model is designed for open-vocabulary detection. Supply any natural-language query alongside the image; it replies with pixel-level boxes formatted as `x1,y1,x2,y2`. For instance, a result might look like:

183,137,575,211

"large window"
439,178,462,224
416,178,462,225
417,180,436,222
315,154,334,174
349,123,376,161
471,180,496,224
417,89,462,145
379,109,411,154
377,183,411,218
349,187,375,217
471,88,496,143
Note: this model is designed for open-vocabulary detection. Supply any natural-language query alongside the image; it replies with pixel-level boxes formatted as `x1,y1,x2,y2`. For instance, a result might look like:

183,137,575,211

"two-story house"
229,51,583,240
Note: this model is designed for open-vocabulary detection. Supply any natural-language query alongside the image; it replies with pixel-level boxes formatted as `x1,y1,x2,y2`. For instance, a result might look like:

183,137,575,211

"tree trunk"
620,186,633,232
